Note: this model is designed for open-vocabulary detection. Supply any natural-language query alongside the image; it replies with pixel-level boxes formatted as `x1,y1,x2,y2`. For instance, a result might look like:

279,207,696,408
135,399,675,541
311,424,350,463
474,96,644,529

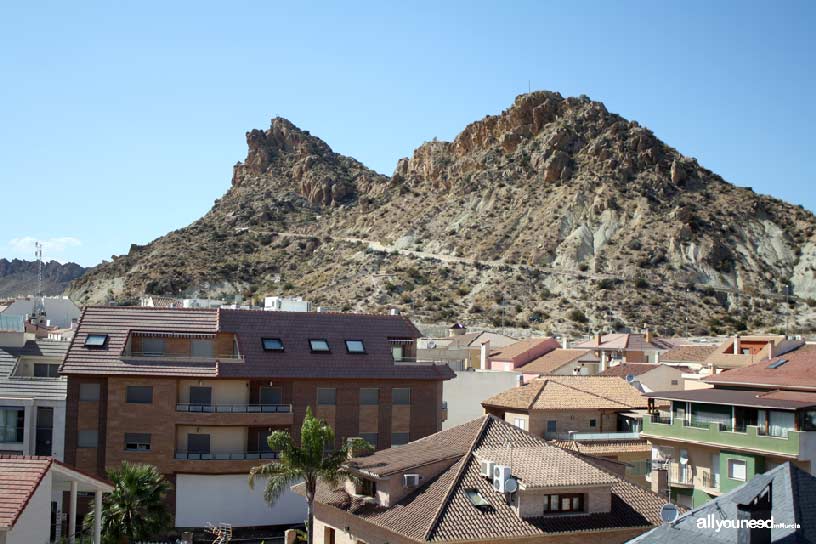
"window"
79,383,100,401
0,407,24,443
124,433,151,451
84,334,108,347
309,339,330,352
391,432,410,446
546,420,557,433
671,379,679,386
191,339,214,358
126,386,153,404
345,340,366,353
260,386,282,405
78,430,98,448
360,388,379,405
589,419,597,428
359,478,377,497
317,388,336,405
804,410,816,431
542,493,583,513
189,386,212,406
187,433,210,454
728,459,747,481
513,418,526,431
35,407,53,456
34,363,59,377
141,337,165,356
261,338,284,351
359,433,378,448
392,387,411,405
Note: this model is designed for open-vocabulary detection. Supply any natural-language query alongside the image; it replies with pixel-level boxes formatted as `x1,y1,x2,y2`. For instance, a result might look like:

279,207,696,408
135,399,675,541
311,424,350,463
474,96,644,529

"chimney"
655,351,660,364
651,466,668,499
767,341,774,359
515,373,523,387
734,335,741,355
595,332,603,346
480,340,490,370
600,352,608,373
390,308,400,316
561,336,568,349
736,483,772,544
644,329,653,343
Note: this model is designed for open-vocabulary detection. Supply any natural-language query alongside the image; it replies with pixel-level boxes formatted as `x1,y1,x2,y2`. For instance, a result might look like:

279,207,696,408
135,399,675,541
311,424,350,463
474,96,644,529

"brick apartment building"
59,306,453,528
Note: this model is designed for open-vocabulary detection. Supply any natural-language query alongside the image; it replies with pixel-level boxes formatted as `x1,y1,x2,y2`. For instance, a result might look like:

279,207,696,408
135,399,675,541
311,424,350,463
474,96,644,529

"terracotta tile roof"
0,456,52,530
482,376,650,411
307,416,666,542
518,348,595,374
643,388,816,410
489,337,559,362
61,306,453,381
550,439,652,456
704,343,816,390
475,446,617,488
660,344,717,363
599,363,661,378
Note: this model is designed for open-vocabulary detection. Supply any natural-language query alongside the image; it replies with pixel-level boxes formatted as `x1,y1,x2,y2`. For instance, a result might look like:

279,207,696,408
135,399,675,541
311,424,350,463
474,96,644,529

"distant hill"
0,258,87,298
68,91,816,335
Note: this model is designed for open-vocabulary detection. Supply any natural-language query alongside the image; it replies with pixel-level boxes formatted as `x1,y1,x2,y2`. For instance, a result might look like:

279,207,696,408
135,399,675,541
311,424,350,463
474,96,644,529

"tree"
249,407,348,544
83,461,172,544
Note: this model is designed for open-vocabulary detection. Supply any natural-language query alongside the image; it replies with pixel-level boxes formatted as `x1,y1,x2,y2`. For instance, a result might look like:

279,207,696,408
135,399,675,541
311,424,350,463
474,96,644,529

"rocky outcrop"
0,259,87,297
67,92,816,334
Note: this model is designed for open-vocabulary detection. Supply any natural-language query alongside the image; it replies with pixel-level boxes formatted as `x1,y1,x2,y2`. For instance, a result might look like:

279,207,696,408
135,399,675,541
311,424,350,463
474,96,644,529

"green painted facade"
719,450,765,493
642,417,801,457
670,488,716,508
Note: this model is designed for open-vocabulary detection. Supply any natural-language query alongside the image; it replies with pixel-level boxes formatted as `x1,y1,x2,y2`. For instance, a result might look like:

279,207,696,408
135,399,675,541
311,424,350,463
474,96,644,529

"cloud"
7,236,83,260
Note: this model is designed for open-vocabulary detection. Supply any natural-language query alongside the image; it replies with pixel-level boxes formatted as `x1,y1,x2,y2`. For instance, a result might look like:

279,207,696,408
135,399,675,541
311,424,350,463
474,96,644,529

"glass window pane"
572,497,580,510
551,495,560,511
360,388,379,405
317,388,336,405
126,386,153,404
124,433,151,451
262,338,284,351
189,386,212,405
141,338,165,355
187,433,210,454
391,432,409,446
561,497,571,511
393,388,411,405
260,386,282,404
191,339,214,357
79,383,100,401
345,340,365,353
84,334,107,347
310,339,330,352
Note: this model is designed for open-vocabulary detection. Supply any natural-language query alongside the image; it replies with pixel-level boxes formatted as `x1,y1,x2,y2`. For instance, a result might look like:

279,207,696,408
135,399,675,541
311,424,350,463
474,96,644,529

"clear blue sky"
1,1,813,266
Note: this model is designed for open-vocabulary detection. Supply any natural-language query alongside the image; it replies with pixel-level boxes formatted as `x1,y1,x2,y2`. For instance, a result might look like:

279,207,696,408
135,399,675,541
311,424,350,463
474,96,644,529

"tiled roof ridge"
218,306,419,322
59,305,86,373
422,415,492,540
0,456,53,530
82,304,218,312
554,376,640,408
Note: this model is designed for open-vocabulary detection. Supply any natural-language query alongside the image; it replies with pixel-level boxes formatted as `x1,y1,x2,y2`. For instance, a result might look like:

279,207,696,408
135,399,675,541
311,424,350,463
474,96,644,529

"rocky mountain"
0,259,87,298
68,91,816,335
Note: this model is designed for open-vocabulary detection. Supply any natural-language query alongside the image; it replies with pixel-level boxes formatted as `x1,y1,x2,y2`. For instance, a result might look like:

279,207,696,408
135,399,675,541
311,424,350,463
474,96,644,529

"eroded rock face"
68,91,816,333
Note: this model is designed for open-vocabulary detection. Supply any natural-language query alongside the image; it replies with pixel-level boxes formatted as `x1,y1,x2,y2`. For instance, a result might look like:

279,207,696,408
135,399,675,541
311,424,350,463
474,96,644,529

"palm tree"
249,407,348,544
84,461,172,544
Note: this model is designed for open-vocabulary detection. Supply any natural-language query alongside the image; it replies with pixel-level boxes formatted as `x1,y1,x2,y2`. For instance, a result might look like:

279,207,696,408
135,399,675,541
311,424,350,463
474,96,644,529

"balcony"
651,461,693,486
545,431,642,441
176,403,292,413
174,451,279,461
642,414,804,458
122,350,244,363
174,404,294,426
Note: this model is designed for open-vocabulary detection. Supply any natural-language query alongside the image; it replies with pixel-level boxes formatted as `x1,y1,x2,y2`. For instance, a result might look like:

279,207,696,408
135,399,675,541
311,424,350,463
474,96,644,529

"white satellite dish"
503,478,518,494
626,373,636,383
660,503,679,523
427,340,437,349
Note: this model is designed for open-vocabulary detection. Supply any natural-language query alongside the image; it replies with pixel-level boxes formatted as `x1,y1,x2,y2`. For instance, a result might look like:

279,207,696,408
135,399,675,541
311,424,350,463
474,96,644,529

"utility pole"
784,283,791,337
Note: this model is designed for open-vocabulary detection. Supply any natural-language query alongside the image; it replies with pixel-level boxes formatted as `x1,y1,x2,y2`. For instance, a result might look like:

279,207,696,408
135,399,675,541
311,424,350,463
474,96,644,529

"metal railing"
650,414,672,425
175,403,292,413
0,427,23,443
701,470,720,490
174,451,280,460
545,431,641,441
124,351,243,361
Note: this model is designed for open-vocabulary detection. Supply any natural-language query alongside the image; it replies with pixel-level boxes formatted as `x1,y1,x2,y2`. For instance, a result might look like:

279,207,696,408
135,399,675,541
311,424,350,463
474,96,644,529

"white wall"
175,474,306,528
1,399,66,460
5,468,51,544
443,370,520,429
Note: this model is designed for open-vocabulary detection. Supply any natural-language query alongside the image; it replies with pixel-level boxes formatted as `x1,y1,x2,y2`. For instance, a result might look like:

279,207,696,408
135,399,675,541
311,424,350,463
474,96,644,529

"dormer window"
359,478,377,497
542,493,584,513
84,334,108,347
309,339,330,353
345,340,366,354
262,338,284,352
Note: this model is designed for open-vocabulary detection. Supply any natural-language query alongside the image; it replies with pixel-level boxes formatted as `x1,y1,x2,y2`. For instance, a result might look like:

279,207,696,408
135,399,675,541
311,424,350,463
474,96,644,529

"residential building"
641,343,816,508
660,344,718,370
631,462,815,543
599,362,688,392
442,369,520,429
60,306,454,529
417,326,517,370
301,415,667,544
1,296,81,330
517,348,600,381
0,455,112,544
481,376,652,484
573,332,673,369
484,336,560,371
263,296,312,312
702,335,794,371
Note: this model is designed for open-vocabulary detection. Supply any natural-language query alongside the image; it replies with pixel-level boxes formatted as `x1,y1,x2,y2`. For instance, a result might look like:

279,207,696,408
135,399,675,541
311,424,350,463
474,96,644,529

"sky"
1,1,814,266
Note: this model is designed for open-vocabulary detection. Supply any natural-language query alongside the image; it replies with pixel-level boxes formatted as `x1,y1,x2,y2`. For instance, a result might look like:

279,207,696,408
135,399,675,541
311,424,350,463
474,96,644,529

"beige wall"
374,458,459,506
177,379,249,404
516,486,612,517
176,425,247,454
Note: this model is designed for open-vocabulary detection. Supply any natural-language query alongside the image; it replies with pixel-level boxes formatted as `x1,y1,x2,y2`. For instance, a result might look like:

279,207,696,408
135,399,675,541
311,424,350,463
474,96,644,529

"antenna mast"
35,241,43,298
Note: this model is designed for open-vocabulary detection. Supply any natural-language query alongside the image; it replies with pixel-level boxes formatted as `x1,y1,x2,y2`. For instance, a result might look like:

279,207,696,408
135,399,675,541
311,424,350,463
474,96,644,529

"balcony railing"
174,451,280,461
175,403,292,413
123,351,244,361
652,461,693,485
545,431,641,441
700,470,720,491
0,428,24,443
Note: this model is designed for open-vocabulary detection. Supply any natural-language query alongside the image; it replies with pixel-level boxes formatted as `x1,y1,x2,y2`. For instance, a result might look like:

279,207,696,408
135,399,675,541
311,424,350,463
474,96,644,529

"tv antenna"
35,241,43,298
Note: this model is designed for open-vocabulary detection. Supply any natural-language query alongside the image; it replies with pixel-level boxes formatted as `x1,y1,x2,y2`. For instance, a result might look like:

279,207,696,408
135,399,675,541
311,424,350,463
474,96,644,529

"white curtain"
768,411,795,437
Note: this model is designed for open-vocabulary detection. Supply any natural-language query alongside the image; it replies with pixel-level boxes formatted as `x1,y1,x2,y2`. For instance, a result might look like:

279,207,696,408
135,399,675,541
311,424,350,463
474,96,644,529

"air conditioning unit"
403,474,421,488
479,460,495,478
493,465,512,493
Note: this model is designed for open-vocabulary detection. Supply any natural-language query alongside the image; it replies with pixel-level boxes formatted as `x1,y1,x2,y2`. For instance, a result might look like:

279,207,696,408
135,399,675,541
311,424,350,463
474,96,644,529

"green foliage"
249,407,348,544
83,462,172,544
568,309,588,323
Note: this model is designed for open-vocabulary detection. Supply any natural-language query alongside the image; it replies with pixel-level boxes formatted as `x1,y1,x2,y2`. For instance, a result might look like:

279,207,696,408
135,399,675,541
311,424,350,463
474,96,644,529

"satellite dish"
503,478,518,494
660,503,679,523
427,340,437,349
626,374,636,383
